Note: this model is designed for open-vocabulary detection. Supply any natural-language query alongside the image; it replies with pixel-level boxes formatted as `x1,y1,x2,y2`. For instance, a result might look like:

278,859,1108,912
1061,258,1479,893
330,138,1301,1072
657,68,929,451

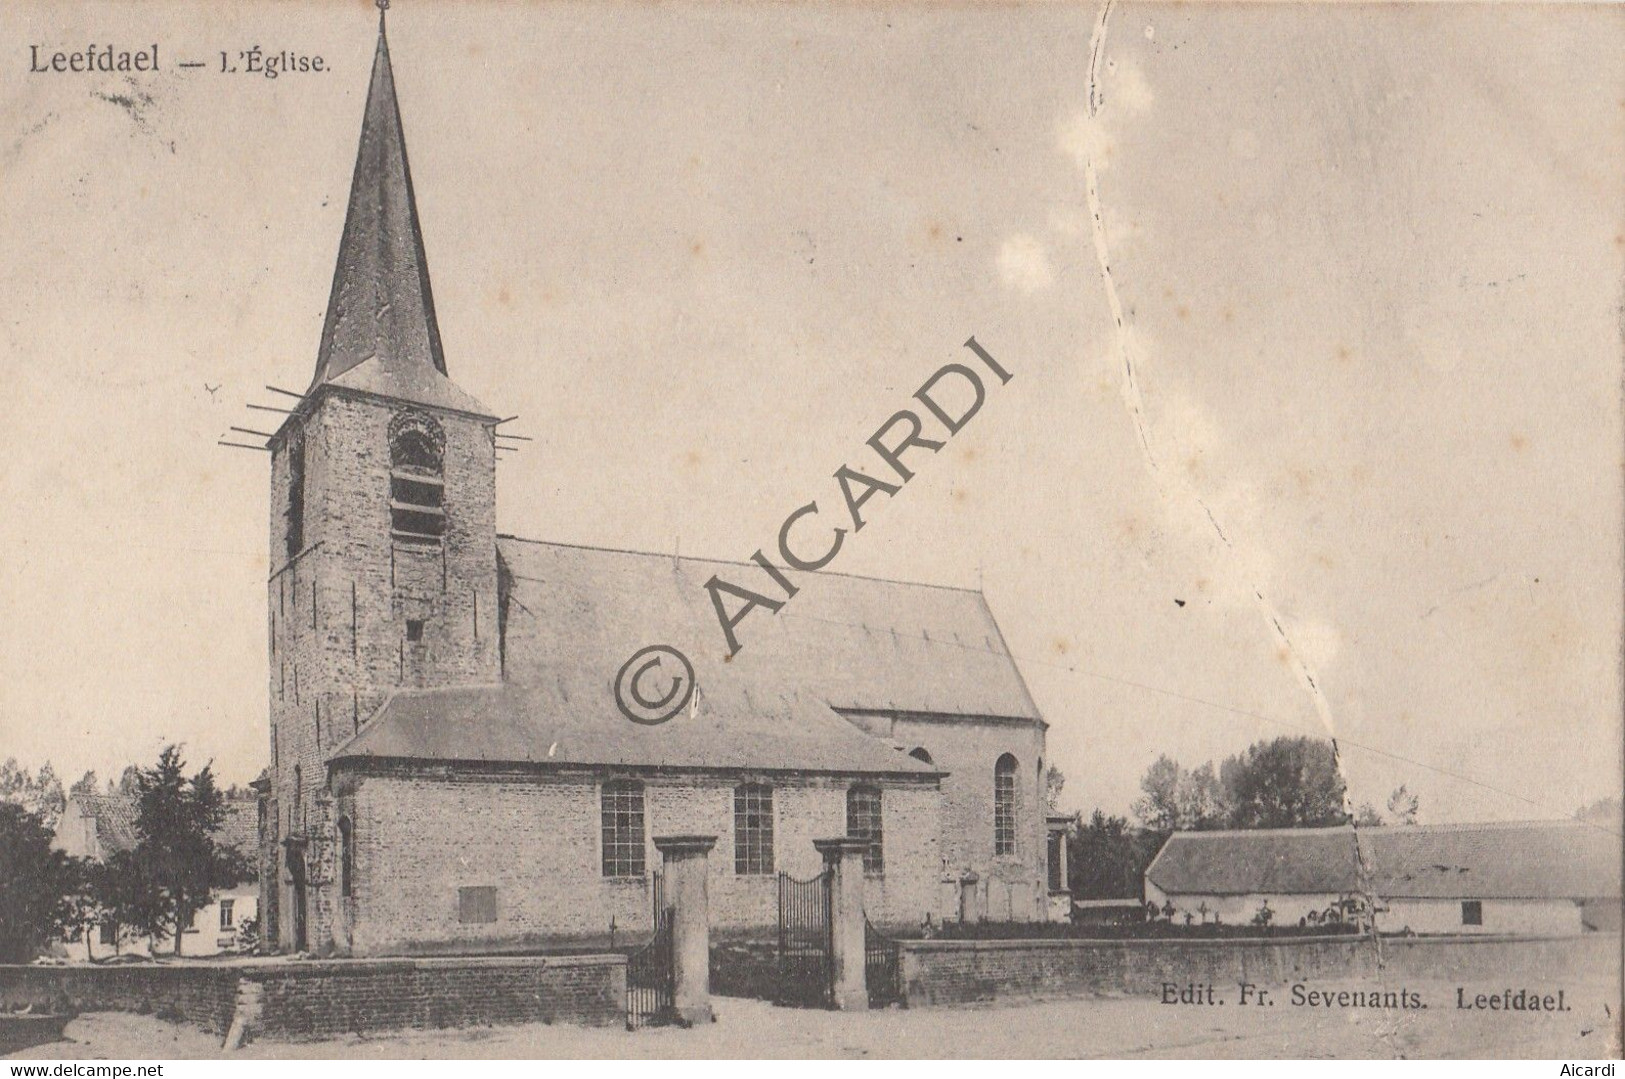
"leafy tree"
130,746,245,955
1131,755,1229,833
91,850,168,955
70,771,101,798
1043,765,1066,812
0,802,81,962
1069,809,1161,900
0,759,66,830
1222,736,1349,829
1354,802,1384,826
1575,796,1621,827
113,766,142,797
1385,784,1420,825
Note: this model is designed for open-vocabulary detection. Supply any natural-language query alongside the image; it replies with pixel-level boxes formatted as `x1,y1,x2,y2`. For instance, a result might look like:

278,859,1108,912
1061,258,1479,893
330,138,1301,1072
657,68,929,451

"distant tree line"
1061,735,1425,901
0,747,251,963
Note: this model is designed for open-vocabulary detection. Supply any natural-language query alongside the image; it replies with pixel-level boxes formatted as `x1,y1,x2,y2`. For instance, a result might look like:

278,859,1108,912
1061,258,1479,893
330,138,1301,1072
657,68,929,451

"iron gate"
864,918,903,1008
627,872,675,1029
776,869,833,1007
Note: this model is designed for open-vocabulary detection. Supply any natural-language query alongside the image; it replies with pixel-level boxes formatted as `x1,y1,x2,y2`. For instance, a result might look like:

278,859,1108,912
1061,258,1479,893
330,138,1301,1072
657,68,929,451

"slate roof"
330,538,1041,775
1145,821,1622,901
303,17,492,420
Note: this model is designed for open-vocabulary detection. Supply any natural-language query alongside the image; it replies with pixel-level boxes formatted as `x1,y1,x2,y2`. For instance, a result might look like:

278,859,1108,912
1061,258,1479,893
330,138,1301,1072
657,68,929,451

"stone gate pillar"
653,834,717,1025
815,836,870,1011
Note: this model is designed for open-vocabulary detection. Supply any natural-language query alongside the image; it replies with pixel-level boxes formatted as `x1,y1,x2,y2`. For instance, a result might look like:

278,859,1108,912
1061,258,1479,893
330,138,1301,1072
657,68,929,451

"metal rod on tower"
219,441,271,452
266,385,306,400
247,403,296,415
495,415,520,425
495,433,533,441
230,426,278,438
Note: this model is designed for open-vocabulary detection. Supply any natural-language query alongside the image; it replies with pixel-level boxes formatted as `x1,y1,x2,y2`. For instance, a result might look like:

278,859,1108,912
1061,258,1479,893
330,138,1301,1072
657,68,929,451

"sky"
1,1,1620,824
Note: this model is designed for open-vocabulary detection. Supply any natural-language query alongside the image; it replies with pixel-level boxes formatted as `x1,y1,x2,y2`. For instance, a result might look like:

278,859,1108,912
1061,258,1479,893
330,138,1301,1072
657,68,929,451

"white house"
52,792,259,959
1144,820,1621,936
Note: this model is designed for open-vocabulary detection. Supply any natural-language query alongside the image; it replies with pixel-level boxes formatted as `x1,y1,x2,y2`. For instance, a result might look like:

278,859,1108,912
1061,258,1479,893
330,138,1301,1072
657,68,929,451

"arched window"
601,780,645,878
908,747,933,765
337,816,354,898
389,412,446,543
846,785,883,874
994,754,1018,856
733,783,774,875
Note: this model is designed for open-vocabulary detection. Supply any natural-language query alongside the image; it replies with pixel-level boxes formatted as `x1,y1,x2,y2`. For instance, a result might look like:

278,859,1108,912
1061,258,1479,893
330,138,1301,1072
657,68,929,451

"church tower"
261,7,501,952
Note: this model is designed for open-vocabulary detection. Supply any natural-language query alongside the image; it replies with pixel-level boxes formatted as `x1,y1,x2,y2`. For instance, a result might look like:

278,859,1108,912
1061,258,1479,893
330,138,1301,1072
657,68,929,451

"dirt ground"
7,975,1620,1060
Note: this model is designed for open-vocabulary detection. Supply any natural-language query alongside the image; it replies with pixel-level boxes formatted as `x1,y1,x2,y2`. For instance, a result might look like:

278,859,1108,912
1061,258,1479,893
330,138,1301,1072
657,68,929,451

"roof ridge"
496,534,986,597
1166,819,1589,841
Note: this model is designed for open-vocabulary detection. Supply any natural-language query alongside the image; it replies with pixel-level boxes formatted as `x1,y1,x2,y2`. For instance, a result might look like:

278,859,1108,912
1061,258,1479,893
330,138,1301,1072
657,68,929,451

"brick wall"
898,933,1620,1007
266,388,500,951
845,711,1048,922
342,768,941,954
0,955,626,1039
0,965,241,1034
245,955,625,1036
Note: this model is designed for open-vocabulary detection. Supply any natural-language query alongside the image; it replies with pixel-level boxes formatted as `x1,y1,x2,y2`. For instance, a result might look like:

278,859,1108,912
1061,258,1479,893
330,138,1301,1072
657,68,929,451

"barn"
1144,820,1621,936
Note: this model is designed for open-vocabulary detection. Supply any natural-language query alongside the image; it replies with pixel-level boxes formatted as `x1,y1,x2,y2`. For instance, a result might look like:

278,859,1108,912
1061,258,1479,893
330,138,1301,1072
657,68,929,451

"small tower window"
389,412,445,543
338,816,354,898
406,619,424,642
285,436,305,561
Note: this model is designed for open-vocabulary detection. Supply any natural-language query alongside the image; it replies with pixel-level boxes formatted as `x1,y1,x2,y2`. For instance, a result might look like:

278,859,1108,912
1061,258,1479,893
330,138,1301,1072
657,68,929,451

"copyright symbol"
614,645,695,726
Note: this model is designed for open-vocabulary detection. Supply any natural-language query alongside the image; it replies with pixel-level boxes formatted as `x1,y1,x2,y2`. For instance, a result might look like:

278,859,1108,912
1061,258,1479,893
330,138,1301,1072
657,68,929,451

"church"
253,10,1051,957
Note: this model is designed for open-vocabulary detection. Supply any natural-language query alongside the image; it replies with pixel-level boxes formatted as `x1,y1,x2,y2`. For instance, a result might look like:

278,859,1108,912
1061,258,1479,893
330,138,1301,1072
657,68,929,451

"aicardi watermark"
703,335,1013,656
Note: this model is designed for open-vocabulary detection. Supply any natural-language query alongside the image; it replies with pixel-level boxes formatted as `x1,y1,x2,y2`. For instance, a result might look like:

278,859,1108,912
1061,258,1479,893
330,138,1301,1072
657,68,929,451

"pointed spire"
309,7,456,401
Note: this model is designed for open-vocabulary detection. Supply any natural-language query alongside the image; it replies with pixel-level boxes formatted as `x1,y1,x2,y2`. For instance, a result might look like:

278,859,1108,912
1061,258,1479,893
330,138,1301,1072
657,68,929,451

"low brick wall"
0,964,242,1033
245,955,627,1037
0,954,628,1040
899,933,1618,1007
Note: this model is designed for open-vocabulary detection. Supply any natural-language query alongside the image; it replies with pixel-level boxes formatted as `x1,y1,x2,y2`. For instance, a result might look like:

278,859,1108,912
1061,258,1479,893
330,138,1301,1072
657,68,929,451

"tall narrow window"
846,785,883,874
994,754,1018,856
601,780,646,878
292,765,303,835
734,784,774,875
285,436,305,561
389,412,446,543
338,816,354,898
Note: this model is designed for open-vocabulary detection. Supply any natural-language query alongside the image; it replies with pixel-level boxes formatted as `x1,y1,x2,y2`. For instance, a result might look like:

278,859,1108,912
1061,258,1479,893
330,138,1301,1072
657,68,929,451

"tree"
70,771,101,798
113,766,142,797
1354,802,1384,826
1069,810,1160,900
0,802,81,962
0,759,67,831
91,850,168,956
1044,765,1066,812
1222,736,1349,829
129,746,245,955
1385,785,1420,826
1132,756,1229,833
1132,755,1183,833
1575,797,1621,827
